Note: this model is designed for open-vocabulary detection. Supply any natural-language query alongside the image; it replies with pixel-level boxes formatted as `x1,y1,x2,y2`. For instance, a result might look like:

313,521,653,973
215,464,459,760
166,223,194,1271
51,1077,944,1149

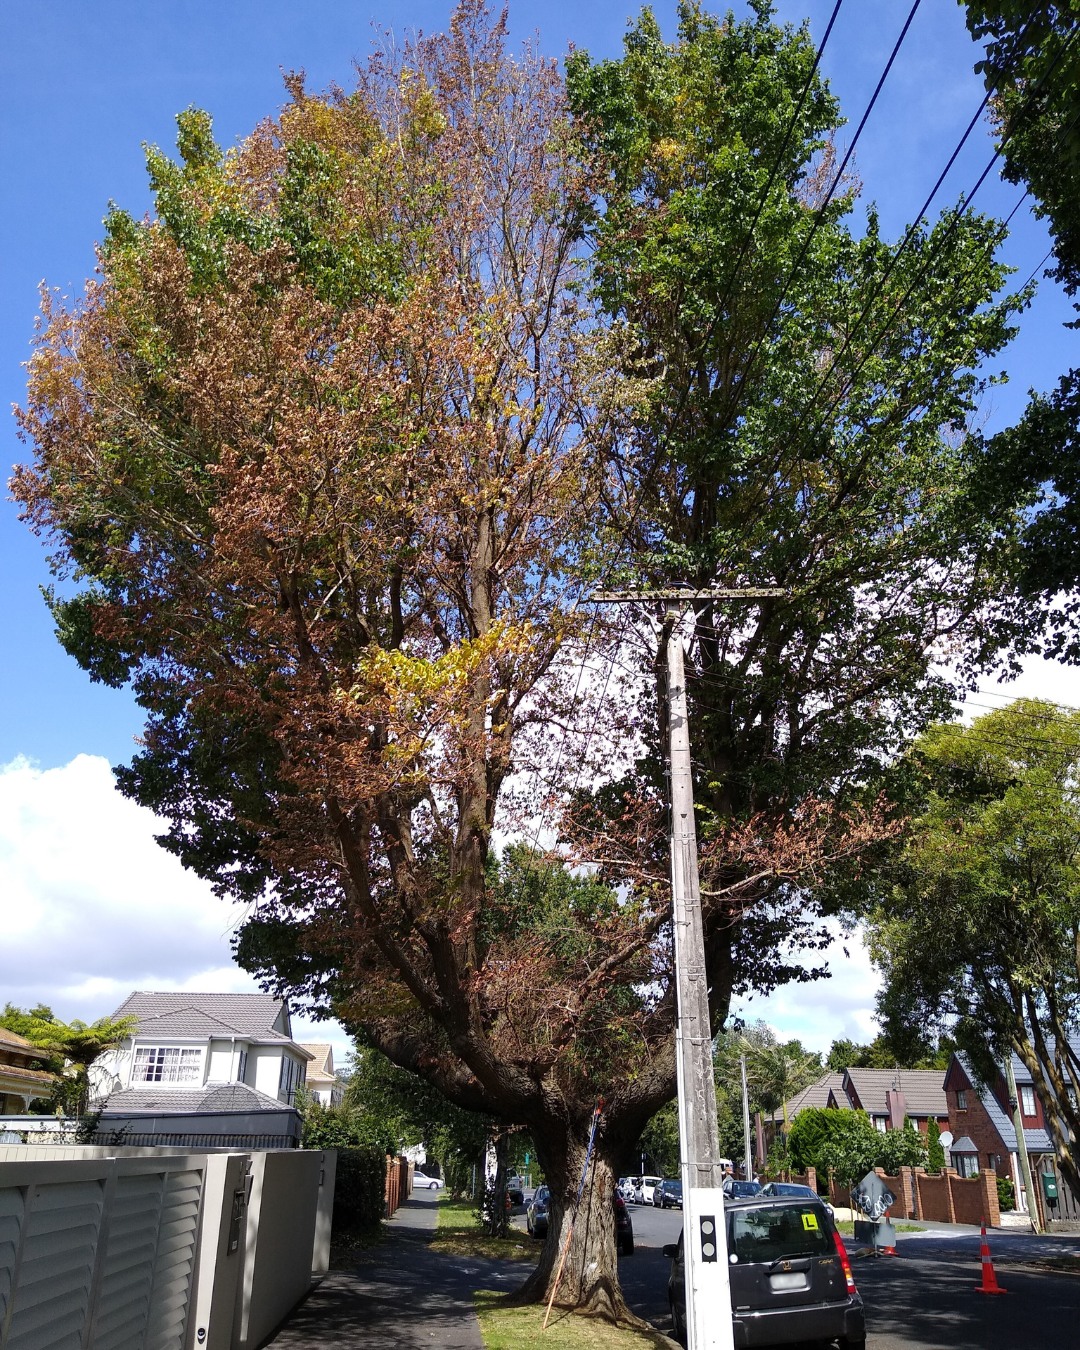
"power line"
764,13,1080,474
719,0,924,428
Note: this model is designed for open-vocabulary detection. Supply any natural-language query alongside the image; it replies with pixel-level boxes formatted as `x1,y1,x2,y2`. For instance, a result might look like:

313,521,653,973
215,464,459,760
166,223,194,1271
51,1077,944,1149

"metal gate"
0,1155,203,1350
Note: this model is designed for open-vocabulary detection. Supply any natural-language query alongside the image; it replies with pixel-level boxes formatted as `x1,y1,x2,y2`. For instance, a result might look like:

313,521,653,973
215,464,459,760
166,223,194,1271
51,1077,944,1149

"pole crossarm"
593,587,787,603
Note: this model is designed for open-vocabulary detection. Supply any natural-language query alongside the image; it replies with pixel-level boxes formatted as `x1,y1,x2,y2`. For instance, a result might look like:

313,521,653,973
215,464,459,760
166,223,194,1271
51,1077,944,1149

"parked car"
506,1175,526,1205
656,1178,683,1209
413,1170,444,1190
636,1175,663,1205
759,1180,835,1219
527,1184,551,1238
728,1179,762,1199
527,1183,635,1255
663,1193,865,1348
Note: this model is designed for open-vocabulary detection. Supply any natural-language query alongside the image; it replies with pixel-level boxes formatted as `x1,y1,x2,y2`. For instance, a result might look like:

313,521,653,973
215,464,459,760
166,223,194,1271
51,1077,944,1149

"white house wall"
207,1039,244,1084
251,1045,285,1100
88,1045,131,1100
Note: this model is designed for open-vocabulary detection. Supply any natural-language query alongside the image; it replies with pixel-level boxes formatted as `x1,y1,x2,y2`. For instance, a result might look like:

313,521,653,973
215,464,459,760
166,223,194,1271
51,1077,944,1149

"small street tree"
868,698,1080,1201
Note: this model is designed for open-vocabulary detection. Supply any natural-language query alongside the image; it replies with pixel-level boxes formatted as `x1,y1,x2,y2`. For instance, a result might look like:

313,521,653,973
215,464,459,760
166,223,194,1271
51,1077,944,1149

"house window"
1020,1085,1037,1117
237,1048,248,1083
954,1153,979,1179
278,1054,301,1103
132,1047,202,1084
956,1090,968,1110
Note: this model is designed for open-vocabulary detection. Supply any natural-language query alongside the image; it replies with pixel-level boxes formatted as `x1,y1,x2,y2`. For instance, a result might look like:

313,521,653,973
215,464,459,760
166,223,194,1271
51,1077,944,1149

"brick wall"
825,1165,999,1226
384,1154,410,1217
913,1167,999,1226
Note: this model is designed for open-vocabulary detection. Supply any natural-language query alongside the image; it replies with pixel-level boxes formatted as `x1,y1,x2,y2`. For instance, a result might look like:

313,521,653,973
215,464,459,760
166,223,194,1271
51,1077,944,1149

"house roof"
110,992,311,1054
299,1043,339,1084
842,1068,947,1117
0,1062,55,1088
0,1027,49,1059
99,1081,292,1116
951,1135,978,1153
782,1072,844,1119
956,1052,1053,1154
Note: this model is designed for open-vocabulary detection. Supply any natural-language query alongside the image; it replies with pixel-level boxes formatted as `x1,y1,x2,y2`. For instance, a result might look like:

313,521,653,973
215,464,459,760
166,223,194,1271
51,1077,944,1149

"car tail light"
832,1228,857,1295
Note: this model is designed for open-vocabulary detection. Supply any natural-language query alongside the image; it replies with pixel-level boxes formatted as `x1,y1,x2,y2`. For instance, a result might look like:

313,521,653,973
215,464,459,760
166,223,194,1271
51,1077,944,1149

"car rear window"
729,1204,831,1263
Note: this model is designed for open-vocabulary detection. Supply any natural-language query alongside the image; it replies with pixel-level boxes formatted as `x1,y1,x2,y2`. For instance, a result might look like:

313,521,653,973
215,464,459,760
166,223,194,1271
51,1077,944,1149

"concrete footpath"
264,1190,521,1349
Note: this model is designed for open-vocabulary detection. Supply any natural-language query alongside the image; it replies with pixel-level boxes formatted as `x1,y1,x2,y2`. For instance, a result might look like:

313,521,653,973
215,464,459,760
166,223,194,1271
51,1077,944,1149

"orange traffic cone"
975,1222,1007,1295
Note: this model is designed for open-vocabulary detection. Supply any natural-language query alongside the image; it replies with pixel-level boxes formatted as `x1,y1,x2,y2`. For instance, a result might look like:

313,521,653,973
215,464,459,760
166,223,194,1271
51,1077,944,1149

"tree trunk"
486,1129,511,1238
509,1131,646,1326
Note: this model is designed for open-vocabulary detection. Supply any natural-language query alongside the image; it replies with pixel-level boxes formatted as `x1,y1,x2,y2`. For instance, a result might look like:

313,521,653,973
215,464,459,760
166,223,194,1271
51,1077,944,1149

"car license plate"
769,1272,808,1291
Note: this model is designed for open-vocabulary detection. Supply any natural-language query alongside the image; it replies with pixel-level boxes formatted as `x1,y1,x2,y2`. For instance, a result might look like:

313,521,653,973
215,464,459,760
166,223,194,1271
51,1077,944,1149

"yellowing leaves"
336,621,534,780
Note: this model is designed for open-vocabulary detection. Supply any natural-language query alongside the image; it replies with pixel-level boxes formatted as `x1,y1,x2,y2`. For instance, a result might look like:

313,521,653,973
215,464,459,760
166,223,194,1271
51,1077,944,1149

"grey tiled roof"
844,1068,947,1117
100,1082,290,1115
958,1053,1053,1154
110,991,296,1043
782,1072,844,1119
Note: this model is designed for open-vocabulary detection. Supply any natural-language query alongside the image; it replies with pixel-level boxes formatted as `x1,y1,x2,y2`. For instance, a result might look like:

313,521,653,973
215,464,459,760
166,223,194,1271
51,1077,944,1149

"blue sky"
1,1,1077,1055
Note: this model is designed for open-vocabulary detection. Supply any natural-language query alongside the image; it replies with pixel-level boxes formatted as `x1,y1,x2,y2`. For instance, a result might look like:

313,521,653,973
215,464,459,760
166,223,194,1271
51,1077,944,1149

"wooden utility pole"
595,587,783,1350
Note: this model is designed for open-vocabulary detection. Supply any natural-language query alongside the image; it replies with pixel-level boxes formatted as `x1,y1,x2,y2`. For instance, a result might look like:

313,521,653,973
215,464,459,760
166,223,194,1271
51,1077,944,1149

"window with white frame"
237,1048,248,1083
132,1046,202,1084
956,1089,968,1110
1020,1085,1037,1117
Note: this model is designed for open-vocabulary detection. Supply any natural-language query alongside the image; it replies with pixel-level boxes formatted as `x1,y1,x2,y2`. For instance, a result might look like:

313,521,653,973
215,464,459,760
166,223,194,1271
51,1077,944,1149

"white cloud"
0,754,353,1066
730,924,882,1055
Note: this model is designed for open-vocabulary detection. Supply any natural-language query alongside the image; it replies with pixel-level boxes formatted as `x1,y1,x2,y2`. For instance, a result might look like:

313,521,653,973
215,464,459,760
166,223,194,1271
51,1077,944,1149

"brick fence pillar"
910,1168,924,1220
944,1168,958,1224
899,1167,916,1220
980,1169,1001,1227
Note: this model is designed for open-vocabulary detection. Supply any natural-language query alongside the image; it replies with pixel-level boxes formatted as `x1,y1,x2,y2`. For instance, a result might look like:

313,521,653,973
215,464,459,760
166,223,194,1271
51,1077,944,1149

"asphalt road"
531,1196,1080,1348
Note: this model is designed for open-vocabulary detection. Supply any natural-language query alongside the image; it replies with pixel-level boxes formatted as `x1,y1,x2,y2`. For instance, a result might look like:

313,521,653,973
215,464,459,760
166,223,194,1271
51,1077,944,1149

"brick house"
944,1052,1056,1215
827,1067,949,1136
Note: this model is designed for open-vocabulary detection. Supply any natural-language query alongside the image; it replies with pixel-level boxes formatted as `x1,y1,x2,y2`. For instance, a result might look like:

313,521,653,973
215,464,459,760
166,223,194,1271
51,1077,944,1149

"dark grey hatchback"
663,1194,865,1348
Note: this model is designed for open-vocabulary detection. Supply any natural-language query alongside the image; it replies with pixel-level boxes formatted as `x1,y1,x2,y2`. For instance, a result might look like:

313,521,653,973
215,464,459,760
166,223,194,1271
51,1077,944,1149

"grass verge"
475,1293,675,1349
835,1220,924,1237
431,1194,536,1261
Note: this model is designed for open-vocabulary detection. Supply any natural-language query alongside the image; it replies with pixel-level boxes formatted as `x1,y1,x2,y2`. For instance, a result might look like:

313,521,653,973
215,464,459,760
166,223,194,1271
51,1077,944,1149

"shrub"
997,1175,1016,1212
926,1118,945,1174
332,1145,391,1233
876,1118,927,1174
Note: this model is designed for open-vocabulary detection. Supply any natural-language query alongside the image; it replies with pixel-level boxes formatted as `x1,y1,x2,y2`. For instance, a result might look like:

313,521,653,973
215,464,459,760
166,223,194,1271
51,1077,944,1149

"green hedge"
331,1145,389,1233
